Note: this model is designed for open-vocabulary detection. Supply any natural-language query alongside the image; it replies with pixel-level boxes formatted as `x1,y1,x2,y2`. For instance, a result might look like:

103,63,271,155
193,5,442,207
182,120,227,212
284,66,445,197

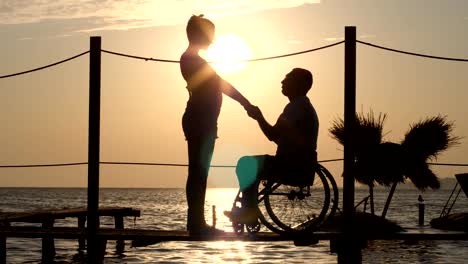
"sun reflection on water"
205,241,252,263
205,188,239,231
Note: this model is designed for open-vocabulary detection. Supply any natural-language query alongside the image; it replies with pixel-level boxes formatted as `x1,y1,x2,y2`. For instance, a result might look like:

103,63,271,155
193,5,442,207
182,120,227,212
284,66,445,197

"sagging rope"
0,41,345,78
0,159,343,168
2,40,468,79
2,159,468,168
427,162,468,167
357,40,468,62
0,51,90,79
0,162,88,168
101,41,345,63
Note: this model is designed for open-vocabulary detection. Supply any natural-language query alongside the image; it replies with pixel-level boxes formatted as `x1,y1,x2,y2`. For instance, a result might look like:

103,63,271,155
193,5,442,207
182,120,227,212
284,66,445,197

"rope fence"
101,41,345,63
101,161,235,168
0,159,344,168
1,38,467,169
101,50,180,63
2,40,467,80
0,162,87,168
0,51,89,79
357,40,468,62
427,162,468,167
2,159,468,168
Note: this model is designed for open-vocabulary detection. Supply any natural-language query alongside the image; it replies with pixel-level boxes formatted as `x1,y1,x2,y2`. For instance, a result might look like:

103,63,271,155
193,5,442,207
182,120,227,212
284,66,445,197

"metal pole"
87,36,102,263
338,26,361,263
212,205,216,228
418,195,425,226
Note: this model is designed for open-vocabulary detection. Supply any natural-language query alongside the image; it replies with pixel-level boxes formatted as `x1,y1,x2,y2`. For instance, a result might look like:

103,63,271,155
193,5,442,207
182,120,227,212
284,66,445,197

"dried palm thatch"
329,110,387,186
330,112,460,217
402,116,460,161
329,110,387,150
329,113,459,190
371,142,405,187
401,115,461,190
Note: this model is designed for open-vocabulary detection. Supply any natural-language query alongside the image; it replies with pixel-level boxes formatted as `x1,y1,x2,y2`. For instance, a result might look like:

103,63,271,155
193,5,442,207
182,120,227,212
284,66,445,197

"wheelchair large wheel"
263,166,330,232
319,164,339,224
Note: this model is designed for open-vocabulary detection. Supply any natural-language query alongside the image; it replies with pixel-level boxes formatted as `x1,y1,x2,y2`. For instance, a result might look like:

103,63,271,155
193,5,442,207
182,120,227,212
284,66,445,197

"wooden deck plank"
0,226,466,242
50,207,140,217
0,207,140,223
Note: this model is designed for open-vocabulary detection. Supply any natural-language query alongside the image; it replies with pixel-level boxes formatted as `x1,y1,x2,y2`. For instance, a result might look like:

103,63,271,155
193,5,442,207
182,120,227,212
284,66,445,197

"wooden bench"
0,207,140,262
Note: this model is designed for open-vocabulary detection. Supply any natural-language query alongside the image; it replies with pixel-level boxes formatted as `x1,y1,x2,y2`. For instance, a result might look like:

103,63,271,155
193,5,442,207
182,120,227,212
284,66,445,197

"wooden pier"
0,222,466,262
0,206,140,262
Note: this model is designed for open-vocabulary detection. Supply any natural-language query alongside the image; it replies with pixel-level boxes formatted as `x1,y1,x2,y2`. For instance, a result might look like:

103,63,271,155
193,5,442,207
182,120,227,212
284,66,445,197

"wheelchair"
227,163,338,235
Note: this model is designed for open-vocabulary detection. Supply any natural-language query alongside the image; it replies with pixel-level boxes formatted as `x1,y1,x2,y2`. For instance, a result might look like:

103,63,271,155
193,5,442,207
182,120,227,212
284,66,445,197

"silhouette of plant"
329,110,387,157
329,109,387,214
402,116,461,189
329,112,460,218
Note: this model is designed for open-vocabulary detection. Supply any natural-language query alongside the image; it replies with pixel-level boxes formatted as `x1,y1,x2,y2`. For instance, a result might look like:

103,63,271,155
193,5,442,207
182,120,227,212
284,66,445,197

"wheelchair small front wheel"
246,220,261,234
232,222,244,234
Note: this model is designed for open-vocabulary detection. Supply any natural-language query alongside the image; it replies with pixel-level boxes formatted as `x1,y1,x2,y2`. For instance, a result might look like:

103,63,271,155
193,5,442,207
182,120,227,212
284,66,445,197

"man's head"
281,68,313,97
186,15,215,49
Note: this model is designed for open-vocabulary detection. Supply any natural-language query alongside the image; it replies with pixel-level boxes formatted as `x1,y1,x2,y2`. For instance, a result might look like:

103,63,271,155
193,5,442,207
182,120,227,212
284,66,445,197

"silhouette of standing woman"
180,15,254,236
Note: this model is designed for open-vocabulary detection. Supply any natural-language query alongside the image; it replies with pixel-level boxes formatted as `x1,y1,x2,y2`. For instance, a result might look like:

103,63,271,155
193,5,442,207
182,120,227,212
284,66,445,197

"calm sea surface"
0,187,467,263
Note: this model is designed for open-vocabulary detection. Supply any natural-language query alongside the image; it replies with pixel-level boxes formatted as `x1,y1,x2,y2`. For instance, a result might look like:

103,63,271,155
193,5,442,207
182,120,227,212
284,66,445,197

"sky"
1,0,467,188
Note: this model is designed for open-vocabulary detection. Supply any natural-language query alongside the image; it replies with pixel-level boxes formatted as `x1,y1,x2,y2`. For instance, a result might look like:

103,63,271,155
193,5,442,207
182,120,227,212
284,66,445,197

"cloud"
18,37,33,41
324,37,343,42
288,40,302,45
202,0,322,19
0,0,320,32
359,34,376,39
0,16,150,41
286,34,303,45
0,0,151,24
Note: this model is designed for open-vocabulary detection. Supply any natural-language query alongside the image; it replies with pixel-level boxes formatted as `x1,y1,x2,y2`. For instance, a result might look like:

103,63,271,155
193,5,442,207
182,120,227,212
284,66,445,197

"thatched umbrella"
402,116,459,188
330,113,459,218
329,110,387,214
380,116,460,217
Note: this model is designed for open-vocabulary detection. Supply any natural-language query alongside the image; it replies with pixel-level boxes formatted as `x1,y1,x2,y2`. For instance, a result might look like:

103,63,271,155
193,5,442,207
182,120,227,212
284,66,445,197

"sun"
204,34,252,75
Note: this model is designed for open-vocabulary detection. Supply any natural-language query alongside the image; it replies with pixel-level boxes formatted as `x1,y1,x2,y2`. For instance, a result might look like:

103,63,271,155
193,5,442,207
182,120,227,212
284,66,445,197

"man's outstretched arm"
249,106,279,142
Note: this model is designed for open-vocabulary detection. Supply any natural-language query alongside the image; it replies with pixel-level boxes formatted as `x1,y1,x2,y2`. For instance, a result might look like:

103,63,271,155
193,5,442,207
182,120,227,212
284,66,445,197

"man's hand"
244,104,262,120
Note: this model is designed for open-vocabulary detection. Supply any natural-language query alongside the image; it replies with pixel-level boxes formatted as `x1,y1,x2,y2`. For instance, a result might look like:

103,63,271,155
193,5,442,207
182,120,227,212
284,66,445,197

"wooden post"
382,181,397,218
42,218,56,263
363,197,368,213
0,235,5,264
337,26,361,263
97,238,107,261
87,36,102,263
343,26,356,231
114,216,125,254
78,216,86,251
0,222,7,263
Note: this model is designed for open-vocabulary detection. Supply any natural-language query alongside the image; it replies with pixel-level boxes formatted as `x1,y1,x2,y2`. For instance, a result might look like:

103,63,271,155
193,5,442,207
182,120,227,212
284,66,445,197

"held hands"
244,103,262,120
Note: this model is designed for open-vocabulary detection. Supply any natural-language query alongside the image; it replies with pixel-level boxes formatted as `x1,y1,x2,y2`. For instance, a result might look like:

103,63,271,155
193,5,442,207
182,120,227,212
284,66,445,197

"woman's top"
180,51,223,139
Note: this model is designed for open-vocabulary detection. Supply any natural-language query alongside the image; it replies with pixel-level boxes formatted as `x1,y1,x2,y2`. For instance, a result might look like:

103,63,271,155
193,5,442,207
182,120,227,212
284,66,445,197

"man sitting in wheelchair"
225,68,319,224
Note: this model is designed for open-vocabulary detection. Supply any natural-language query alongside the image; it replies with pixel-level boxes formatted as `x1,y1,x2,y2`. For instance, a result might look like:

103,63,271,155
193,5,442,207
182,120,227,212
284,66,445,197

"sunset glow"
205,34,252,74
1,0,467,190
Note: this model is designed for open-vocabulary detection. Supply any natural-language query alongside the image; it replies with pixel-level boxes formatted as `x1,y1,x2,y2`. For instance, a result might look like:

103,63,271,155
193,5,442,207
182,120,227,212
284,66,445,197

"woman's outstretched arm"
220,79,251,108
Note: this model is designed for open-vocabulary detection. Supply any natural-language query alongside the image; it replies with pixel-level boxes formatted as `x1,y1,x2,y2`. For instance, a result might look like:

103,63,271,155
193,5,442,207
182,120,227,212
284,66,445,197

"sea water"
1,187,467,263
